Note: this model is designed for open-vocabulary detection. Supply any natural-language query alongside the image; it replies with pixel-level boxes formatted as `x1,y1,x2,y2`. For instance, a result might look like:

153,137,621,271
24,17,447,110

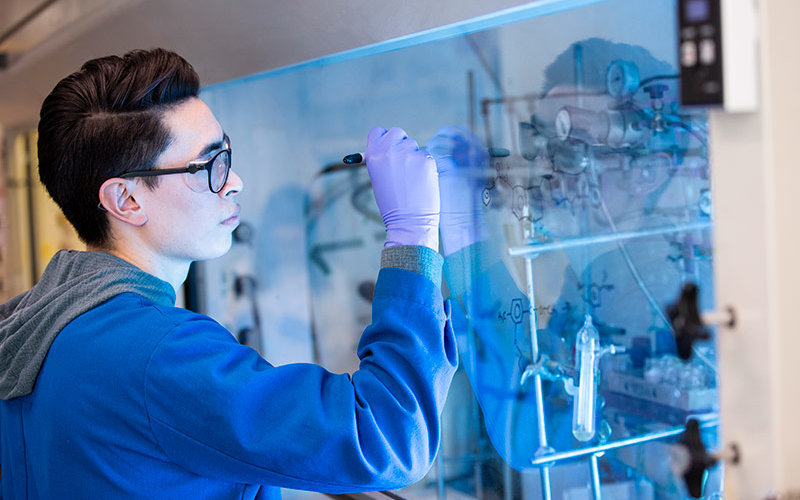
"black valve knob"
671,419,740,498
236,327,254,346
666,282,711,360
644,83,668,100
673,419,717,498
234,275,257,298
232,221,254,245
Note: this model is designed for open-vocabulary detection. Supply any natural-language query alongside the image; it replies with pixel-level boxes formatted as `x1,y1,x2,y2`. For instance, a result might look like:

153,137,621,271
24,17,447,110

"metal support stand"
435,451,445,500
522,206,553,500
590,453,603,500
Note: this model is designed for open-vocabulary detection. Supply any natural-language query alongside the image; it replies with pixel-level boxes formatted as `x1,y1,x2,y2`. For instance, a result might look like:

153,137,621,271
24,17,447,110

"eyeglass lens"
184,150,231,193
210,150,231,192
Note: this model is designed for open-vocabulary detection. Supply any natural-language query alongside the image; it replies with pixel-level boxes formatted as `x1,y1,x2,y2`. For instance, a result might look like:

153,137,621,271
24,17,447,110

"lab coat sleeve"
380,245,442,285
143,267,457,493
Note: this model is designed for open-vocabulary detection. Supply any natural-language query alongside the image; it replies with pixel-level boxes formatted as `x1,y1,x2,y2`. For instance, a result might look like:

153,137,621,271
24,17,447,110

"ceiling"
0,0,533,131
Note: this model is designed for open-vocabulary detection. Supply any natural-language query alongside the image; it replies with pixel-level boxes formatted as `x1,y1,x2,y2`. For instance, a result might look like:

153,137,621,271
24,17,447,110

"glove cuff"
440,213,489,257
381,245,443,286
442,241,499,297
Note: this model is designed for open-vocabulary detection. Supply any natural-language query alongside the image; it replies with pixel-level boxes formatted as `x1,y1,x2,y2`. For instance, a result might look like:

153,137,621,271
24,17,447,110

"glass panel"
201,0,721,497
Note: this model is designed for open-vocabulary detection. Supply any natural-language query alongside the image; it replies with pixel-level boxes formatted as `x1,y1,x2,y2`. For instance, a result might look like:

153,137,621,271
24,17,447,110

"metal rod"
575,43,584,108
508,221,713,258
533,374,551,499
590,454,602,500
523,232,552,500
0,0,60,46
503,461,512,500
530,420,718,466
471,395,483,500
435,450,445,500
468,70,475,134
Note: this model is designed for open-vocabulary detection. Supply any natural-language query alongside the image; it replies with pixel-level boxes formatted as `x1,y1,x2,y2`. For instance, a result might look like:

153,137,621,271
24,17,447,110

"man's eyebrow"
196,133,229,158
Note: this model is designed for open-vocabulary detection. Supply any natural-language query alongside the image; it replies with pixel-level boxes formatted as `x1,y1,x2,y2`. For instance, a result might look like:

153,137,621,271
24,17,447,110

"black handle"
676,419,717,498
666,282,711,360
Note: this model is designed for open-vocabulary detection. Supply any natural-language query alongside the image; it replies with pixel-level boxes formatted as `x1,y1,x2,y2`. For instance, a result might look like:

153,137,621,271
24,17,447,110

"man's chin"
194,237,233,261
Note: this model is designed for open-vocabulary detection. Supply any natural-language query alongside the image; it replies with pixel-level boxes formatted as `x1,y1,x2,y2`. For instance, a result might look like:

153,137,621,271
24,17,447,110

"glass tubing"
514,219,718,500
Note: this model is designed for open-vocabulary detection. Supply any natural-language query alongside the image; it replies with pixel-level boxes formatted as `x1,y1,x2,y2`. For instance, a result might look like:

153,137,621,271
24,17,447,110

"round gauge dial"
555,108,572,141
606,60,640,97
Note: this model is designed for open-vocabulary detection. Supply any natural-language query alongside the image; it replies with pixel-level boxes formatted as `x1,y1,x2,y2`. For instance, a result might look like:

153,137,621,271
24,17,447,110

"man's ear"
98,178,148,226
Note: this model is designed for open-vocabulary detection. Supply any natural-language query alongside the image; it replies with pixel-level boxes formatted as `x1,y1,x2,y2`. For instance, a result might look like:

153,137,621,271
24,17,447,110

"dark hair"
37,48,200,246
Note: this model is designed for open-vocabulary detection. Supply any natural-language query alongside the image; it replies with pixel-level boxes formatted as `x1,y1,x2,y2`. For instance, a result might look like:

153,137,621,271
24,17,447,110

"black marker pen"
343,146,430,165
342,152,366,165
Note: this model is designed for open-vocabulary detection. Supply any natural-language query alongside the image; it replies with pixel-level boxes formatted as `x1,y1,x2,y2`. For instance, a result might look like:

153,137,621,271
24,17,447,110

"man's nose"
222,169,243,196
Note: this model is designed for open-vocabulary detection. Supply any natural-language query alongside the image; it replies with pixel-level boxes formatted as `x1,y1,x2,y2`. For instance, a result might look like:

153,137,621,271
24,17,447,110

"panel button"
699,23,716,37
702,80,721,94
681,41,698,67
699,38,716,65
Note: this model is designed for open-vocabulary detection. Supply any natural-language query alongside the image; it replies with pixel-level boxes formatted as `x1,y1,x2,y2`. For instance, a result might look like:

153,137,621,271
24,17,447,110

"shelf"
508,221,713,258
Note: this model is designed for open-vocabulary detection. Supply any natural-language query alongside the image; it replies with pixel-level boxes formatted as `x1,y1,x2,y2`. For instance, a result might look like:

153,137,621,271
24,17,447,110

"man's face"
134,97,243,263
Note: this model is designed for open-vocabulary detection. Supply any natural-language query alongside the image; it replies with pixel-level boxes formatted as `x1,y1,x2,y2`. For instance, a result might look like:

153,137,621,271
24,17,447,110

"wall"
0,131,82,300
0,0,540,130
710,0,800,496
0,125,6,300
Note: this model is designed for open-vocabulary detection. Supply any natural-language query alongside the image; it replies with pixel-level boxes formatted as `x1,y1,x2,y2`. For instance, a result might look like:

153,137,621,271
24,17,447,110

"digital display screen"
684,0,710,22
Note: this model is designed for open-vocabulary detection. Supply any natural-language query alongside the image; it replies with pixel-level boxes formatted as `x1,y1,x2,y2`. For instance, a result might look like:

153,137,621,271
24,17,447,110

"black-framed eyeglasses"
119,135,232,193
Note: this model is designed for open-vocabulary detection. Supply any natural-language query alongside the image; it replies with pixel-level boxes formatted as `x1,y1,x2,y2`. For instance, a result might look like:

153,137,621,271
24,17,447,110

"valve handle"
666,282,711,360
672,419,741,498
672,419,717,498
643,83,669,99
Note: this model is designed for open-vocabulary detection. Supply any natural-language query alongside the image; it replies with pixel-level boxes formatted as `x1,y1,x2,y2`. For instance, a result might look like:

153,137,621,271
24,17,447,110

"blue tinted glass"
202,0,721,497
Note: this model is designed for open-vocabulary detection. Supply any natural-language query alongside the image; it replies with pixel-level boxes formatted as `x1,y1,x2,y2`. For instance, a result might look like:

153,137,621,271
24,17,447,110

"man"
0,48,457,499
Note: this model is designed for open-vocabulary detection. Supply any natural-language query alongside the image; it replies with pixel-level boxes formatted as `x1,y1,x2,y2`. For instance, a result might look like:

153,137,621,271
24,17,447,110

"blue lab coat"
0,256,456,499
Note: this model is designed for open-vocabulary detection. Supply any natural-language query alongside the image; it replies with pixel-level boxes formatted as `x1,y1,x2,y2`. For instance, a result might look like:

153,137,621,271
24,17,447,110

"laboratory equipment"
571,315,600,442
190,0,790,497
564,315,624,443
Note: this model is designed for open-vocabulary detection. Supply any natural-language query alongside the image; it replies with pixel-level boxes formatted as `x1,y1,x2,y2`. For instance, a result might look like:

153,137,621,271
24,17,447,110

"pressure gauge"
555,108,572,141
605,60,640,97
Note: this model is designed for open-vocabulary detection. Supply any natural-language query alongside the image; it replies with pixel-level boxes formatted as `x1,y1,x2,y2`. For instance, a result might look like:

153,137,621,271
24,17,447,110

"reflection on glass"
202,0,722,497
444,32,719,497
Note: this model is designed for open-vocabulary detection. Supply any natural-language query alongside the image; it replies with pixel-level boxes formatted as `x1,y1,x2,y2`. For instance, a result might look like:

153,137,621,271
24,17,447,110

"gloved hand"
365,126,440,251
426,125,490,256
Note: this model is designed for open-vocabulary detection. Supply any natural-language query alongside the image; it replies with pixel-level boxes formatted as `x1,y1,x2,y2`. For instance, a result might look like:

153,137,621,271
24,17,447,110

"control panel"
678,0,724,106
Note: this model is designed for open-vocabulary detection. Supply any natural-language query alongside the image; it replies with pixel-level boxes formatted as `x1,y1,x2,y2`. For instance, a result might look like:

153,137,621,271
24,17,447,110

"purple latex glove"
365,126,440,250
426,125,490,256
